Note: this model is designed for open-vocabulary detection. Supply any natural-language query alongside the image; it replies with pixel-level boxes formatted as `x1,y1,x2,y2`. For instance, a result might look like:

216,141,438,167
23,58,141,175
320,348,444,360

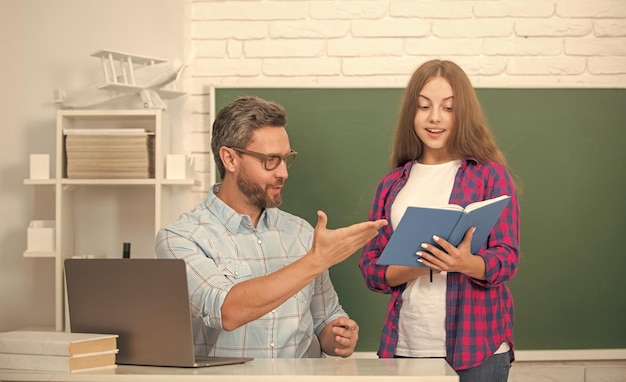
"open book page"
377,195,511,267
446,195,511,253
463,195,511,213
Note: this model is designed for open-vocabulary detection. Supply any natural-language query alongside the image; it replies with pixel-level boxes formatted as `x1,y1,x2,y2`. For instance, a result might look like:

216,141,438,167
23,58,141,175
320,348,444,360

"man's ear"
220,146,237,174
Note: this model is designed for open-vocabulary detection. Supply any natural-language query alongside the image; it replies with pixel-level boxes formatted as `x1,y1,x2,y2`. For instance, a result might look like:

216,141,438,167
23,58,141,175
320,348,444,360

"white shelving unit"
24,109,194,331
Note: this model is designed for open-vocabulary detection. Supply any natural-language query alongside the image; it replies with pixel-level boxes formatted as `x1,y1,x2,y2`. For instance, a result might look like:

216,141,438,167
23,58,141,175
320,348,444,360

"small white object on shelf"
29,154,50,180
25,220,55,256
166,154,187,180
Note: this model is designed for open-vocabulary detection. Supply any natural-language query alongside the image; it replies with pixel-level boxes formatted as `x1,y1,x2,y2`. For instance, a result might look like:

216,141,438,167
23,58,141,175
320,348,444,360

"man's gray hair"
211,96,287,179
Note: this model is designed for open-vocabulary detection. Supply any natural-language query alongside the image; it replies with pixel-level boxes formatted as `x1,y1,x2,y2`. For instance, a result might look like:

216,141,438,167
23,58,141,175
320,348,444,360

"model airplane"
55,49,186,110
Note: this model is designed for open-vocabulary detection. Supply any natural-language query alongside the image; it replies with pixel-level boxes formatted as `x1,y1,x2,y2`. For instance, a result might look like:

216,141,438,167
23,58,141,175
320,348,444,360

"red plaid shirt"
358,158,520,370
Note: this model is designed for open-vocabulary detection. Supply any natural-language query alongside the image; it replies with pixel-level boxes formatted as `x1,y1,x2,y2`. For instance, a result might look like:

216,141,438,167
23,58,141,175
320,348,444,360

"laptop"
64,258,253,367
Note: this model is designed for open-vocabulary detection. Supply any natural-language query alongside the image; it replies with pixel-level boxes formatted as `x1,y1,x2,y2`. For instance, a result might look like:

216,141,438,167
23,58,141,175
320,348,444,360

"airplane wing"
98,83,185,99
91,49,168,65
155,89,186,99
56,84,132,109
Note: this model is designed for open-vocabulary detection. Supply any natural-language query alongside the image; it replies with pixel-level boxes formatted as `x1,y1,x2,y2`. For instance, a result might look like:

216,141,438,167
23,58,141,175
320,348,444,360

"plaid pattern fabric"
156,185,346,358
358,159,520,370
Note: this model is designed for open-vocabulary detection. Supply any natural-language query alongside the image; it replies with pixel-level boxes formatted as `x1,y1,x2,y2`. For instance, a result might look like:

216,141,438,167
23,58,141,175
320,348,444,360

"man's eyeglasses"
228,147,298,171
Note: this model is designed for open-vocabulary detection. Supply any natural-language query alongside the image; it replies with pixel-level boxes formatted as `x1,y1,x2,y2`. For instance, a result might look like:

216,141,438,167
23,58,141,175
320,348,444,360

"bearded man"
156,96,387,359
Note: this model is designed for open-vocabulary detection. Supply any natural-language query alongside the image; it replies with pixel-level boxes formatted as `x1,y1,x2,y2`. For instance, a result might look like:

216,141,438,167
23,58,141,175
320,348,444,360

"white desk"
0,358,458,381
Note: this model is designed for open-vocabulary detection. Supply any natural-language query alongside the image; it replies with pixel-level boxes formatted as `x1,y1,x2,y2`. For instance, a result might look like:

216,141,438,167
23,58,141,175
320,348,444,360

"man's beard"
236,170,284,209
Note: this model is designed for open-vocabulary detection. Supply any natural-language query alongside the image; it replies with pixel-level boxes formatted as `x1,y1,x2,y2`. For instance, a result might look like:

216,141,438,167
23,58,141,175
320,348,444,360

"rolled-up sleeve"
155,222,234,329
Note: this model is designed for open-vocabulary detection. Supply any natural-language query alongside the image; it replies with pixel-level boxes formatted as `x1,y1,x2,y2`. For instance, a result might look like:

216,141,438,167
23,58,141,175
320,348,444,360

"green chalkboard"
215,87,626,351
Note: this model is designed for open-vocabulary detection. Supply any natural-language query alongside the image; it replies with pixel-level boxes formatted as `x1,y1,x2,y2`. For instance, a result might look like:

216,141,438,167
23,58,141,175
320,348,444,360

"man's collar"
207,183,276,233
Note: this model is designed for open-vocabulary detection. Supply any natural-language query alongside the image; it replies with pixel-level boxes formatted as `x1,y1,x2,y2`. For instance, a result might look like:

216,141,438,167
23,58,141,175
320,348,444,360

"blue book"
377,195,511,267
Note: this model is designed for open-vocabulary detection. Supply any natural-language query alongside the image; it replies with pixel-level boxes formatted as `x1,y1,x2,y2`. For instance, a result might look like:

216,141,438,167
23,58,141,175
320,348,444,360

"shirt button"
234,271,239,276
257,239,262,245
270,342,275,348
272,309,276,314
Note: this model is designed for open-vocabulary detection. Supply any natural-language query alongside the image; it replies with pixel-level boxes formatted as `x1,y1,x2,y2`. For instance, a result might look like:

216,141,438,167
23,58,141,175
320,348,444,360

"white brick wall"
187,0,626,201
190,0,626,85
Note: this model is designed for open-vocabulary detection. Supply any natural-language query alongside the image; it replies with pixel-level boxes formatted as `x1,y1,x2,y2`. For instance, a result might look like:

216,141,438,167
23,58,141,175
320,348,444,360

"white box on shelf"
166,154,187,180
29,154,50,179
27,220,55,252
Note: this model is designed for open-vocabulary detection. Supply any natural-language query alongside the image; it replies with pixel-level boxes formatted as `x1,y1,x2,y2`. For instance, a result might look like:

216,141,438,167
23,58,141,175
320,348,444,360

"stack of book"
64,128,155,179
0,330,118,373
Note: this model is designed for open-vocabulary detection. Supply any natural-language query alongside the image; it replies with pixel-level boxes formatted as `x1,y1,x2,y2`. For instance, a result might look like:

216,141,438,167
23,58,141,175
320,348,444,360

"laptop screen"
65,258,202,367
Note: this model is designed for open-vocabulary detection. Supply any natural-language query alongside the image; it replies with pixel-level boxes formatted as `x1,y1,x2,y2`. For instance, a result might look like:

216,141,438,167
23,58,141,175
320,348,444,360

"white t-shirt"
392,160,460,357
391,160,510,357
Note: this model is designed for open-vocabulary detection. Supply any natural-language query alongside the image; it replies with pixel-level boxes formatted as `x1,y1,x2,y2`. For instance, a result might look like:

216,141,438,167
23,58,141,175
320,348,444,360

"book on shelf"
65,135,152,147
0,330,118,372
0,350,118,373
0,330,118,357
64,130,155,179
378,195,511,267
63,128,152,135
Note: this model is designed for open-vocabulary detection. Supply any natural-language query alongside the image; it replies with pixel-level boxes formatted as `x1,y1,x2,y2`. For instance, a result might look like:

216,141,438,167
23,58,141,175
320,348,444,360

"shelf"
24,179,55,185
25,108,195,331
58,109,161,117
23,250,55,258
26,178,196,186
162,178,197,186
61,179,157,185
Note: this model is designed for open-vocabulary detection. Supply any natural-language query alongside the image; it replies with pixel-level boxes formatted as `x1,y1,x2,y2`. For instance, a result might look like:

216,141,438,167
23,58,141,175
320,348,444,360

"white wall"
0,0,189,331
